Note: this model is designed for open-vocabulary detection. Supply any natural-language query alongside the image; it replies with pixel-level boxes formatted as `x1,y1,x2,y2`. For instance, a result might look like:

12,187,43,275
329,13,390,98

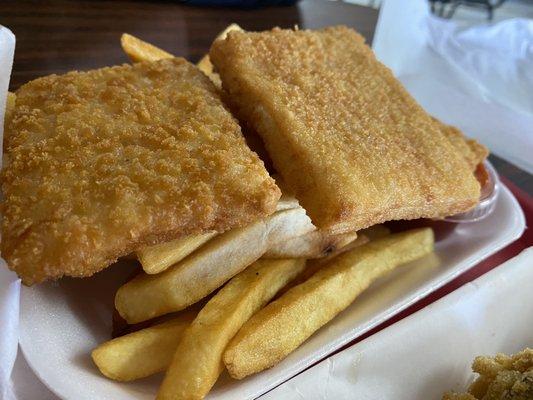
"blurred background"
352,0,533,22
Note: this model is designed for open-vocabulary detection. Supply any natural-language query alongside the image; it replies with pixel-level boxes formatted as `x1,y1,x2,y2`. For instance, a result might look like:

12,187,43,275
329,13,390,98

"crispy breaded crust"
1,58,280,284
443,348,533,400
435,119,489,171
211,26,481,233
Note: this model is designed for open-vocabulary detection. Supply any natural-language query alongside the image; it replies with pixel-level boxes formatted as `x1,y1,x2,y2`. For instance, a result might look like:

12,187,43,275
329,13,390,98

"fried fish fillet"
437,120,488,171
1,58,280,284
210,26,481,233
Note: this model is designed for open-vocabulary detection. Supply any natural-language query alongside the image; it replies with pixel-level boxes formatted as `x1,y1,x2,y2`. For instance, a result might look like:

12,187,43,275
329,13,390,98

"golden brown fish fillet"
210,26,481,233
1,58,280,284
437,120,489,171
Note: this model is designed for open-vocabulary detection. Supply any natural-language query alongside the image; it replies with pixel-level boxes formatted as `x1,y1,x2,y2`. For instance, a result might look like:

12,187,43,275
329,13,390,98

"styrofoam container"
261,247,533,399
18,182,525,400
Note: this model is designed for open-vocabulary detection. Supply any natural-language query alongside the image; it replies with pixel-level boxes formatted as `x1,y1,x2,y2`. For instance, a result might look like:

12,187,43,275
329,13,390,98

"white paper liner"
0,24,17,400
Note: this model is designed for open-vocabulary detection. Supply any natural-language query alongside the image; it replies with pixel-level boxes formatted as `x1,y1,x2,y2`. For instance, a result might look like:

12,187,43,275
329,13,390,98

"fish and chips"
1,23,490,400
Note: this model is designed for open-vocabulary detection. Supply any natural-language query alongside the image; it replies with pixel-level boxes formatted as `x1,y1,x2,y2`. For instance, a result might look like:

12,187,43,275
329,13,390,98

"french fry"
92,310,196,381
121,23,243,87
287,225,386,276
120,33,173,63
5,91,15,122
196,23,243,87
300,224,390,269
115,207,315,323
276,234,371,298
294,224,389,274
223,228,434,379
264,230,358,259
137,231,217,275
274,230,373,299
307,225,389,266
157,258,306,400
136,195,298,275
3,92,16,146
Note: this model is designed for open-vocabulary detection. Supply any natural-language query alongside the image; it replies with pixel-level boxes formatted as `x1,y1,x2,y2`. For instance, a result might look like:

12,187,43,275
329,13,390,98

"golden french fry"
295,224,389,272
136,194,298,275
303,224,390,268
137,231,217,274
223,228,434,379
120,33,173,63
197,23,243,87
115,207,315,323
290,225,387,271
120,24,243,88
265,230,358,259
324,233,369,257
157,258,306,400
92,311,196,381
275,234,370,298
5,92,15,123
3,92,16,148
274,232,369,300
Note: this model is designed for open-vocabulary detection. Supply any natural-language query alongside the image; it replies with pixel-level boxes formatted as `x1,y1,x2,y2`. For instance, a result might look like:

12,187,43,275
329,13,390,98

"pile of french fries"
91,27,436,400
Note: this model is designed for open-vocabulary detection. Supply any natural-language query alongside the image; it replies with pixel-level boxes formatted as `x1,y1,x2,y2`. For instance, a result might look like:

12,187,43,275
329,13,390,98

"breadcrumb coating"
1,58,280,284
443,348,533,400
210,26,481,233
435,119,488,171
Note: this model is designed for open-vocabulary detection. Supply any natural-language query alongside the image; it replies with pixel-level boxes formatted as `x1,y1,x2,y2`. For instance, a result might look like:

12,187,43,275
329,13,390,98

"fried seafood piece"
210,26,481,233
443,348,533,400
435,119,488,171
1,58,280,284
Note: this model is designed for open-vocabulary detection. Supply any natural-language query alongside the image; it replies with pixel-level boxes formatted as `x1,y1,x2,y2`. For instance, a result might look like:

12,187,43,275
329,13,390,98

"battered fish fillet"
437,120,489,171
1,58,280,285
210,26,482,233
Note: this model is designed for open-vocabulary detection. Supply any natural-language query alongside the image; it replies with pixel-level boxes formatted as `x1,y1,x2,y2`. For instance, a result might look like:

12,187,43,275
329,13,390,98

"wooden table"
2,0,377,87
2,0,530,194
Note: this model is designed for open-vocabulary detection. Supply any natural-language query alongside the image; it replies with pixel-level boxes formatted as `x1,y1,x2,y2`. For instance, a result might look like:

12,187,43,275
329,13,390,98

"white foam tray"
19,184,525,400
261,247,533,399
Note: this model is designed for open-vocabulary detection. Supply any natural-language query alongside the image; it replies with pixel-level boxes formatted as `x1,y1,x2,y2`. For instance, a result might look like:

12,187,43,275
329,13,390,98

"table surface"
3,0,377,86
1,0,531,194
